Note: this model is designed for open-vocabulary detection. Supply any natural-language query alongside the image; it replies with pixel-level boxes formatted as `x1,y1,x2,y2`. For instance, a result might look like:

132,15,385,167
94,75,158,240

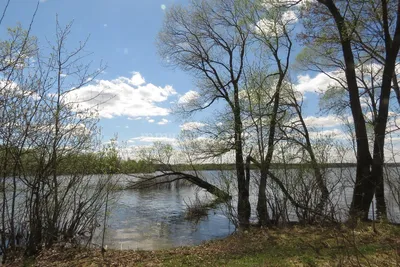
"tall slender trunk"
256,167,269,225
233,84,250,228
47,60,63,246
309,151,329,216
295,101,329,216
256,78,282,226
368,47,400,219
318,0,373,220
1,152,8,263
27,186,42,256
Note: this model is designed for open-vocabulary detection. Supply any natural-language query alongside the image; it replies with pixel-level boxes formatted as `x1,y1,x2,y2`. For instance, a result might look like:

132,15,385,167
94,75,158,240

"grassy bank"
8,223,400,267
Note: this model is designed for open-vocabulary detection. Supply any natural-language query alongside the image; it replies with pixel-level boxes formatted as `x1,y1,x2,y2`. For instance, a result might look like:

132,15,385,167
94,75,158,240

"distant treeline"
0,147,155,176
4,146,399,176
154,162,400,172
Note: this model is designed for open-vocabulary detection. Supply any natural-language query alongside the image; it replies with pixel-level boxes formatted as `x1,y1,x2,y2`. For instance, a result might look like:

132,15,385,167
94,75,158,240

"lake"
1,167,400,254
93,168,400,250
92,185,235,250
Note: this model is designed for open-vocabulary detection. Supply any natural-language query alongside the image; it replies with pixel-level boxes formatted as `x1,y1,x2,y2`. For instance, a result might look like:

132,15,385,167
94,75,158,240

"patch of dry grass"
6,222,400,267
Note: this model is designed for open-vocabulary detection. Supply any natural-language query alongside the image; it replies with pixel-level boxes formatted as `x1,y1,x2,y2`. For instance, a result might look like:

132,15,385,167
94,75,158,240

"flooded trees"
158,0,251,228
157,0,336,227
239,0,297,225
0,23,38,262
299,0,400,220
0,19,112,261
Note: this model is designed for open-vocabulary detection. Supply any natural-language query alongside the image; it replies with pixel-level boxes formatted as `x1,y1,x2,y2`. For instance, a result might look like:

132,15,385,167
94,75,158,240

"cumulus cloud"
308,128,347,140
129,136,177,143
254,1,298,38
294,62,390,95
303,115,343,128
180,122,206,131
128,117,142,120
178,90,200,104
295,71,343,94
157,118,169,125
65,72,176,119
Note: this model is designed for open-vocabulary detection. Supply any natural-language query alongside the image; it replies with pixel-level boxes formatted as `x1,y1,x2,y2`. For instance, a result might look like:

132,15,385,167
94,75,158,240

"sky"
2,0,397,161
1,0,201,147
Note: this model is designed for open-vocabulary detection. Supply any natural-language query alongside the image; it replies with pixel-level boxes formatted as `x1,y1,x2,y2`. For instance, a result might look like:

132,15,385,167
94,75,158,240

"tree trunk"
256,167,269,225
293,93,330,217
130,171,231,201
233,85,251,229
309,152,329,217
256,77,283,226
318,0,373,220
184,173,231,201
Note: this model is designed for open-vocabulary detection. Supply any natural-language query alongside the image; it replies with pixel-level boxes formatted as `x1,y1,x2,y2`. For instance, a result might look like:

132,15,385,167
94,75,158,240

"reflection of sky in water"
93,186,234,250
93,168,400,250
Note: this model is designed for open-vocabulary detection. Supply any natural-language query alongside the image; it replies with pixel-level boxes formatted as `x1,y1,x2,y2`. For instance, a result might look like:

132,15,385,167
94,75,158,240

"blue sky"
2,0,202,145
1,0,378,158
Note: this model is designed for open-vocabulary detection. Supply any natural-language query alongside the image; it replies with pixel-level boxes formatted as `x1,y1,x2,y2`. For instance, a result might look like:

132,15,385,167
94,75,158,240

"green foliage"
120,159,155,174
319,85,347,115
56,152,155,175
0,146,154,176
0,24,37,71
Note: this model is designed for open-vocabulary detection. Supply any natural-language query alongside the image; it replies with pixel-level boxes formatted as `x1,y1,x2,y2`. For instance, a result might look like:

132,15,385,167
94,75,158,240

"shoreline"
6,222,400,266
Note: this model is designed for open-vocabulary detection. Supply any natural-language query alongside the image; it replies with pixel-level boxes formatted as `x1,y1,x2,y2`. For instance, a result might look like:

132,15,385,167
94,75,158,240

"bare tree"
158,0,251,228
238,0,295,225
279,83,330,221
0,18,113,261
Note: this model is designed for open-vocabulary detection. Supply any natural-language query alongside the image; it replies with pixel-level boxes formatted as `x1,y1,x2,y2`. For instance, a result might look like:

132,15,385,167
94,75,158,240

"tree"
278,82,330,221
239,0,295,225
0,6,38,260
299,0,400,220
0,18,111,261
158,0,251,228
130,140,231,201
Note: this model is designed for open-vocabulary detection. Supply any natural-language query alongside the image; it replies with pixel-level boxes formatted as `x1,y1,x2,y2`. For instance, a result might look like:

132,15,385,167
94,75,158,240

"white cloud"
128,117,142,120
180,122,206,131
282,10,298,23
303,115,342,128
158,118,169,125
295,71,343,94
129,136,177,143
254,5,298,37
308,128,347,140
148,119,155,123
295,63,388,95
178,90,200,104
64,72,176,119
128,72,146,86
